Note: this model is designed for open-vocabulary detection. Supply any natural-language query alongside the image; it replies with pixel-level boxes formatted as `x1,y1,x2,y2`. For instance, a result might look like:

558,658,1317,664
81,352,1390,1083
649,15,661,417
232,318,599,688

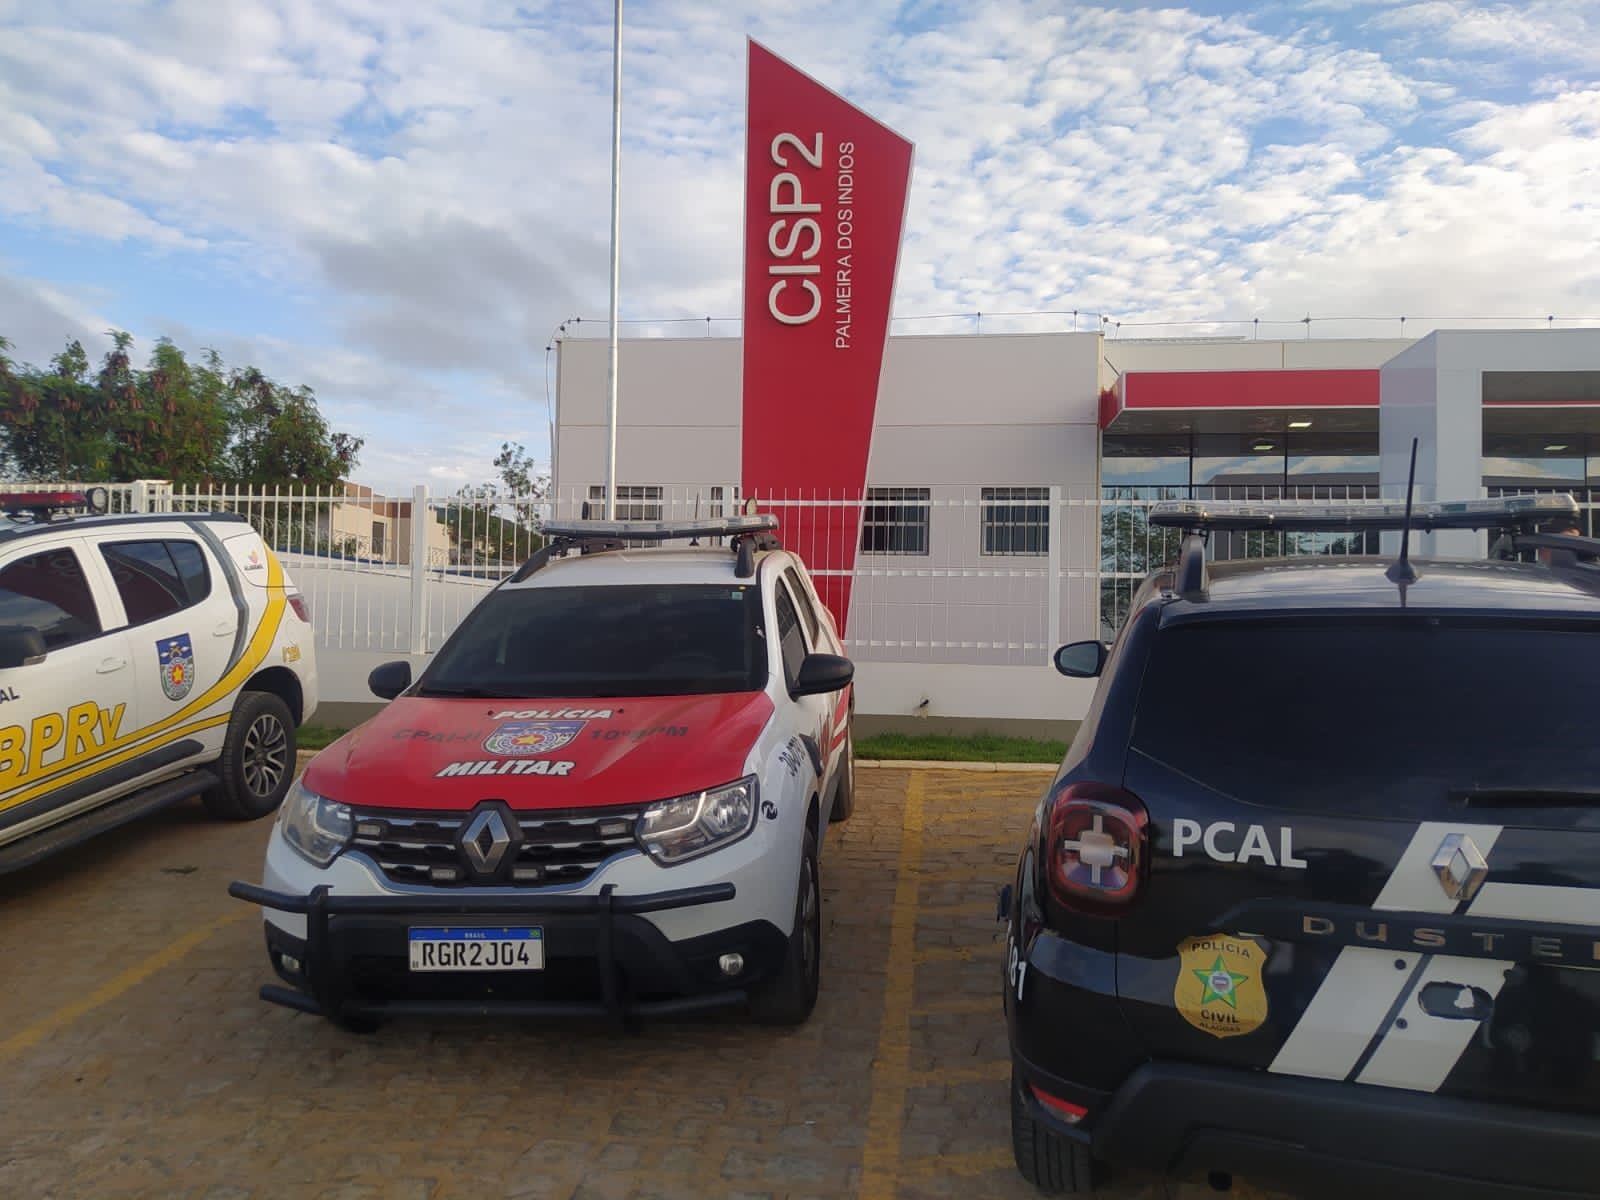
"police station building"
551,326,1600,731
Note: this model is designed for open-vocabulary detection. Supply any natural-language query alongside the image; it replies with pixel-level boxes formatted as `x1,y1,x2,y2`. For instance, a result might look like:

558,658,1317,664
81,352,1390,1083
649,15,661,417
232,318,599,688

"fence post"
1047,485,1063,661
409,485,430,655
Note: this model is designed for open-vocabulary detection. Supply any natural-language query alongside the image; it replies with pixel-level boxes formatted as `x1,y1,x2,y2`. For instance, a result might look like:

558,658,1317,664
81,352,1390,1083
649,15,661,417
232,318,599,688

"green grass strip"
854,731,1066,764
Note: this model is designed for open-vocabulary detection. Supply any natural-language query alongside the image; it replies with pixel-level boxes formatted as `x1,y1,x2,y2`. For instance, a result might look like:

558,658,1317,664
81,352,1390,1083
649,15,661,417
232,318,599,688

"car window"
774,581,808,684
100,540,193,626
0,546,103,651
784,567,821,643
419,584,767,698
1131,618,1600,814
167,540,211,605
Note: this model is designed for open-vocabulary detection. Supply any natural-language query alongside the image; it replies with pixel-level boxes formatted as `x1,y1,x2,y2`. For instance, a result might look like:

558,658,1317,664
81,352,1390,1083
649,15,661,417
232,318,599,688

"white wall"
1381,330,1600,556
554,331,1103,493
1103,337,1413,384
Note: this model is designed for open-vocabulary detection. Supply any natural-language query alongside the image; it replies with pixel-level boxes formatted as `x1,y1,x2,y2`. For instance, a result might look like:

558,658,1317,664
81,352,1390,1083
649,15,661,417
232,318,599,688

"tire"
828,725,855,823
749,828,821,1025
1011,1067,1099,1193
203,690,296,821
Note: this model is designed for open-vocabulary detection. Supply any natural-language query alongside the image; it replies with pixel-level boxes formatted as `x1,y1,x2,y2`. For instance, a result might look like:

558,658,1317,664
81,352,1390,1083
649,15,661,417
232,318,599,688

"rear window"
1131,619,1600,813
419,584,767,699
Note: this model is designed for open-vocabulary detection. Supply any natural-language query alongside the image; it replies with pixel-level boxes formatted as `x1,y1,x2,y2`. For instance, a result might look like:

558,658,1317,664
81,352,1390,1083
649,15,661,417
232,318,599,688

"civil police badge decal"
483,720,586,757
1175,935,1268,1039
157,634,196,702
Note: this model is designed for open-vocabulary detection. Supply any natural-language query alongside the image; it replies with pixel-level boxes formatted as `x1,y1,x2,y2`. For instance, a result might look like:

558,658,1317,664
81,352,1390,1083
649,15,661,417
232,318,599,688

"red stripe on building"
740,41,914,636
1109,369,1379,425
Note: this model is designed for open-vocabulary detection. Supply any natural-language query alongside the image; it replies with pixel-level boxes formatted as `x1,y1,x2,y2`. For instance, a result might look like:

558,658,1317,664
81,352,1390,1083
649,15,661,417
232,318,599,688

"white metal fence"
22,480,1594,665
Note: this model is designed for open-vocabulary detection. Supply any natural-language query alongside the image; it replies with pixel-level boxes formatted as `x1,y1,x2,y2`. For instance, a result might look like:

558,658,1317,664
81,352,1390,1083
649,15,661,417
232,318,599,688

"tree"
0,331,362,487
438,442,549,567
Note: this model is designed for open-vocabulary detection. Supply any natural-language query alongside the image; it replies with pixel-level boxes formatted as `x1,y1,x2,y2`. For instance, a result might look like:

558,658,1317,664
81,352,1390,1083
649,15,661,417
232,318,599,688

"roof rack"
509,515,782,583
0,488,111,523
1148,494,1578,534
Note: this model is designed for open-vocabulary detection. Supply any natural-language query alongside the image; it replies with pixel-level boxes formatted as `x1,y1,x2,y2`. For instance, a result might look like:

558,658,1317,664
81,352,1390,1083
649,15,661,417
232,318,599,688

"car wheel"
749,828,821,1026
203,691,296,821
1011,1067,1099,1193
828,725,855,823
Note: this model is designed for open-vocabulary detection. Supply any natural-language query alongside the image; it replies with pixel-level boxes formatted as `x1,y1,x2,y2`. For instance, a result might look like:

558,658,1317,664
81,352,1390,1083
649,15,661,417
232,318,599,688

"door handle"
97,656,128,674
213,620,235,638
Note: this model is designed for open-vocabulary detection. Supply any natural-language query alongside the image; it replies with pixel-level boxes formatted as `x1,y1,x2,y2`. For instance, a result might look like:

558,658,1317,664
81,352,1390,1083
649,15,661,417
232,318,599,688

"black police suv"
1003,494,1600,1198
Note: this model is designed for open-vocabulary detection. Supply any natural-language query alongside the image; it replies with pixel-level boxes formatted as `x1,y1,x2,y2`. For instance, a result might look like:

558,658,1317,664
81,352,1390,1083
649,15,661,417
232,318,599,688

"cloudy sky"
1,0,1596,494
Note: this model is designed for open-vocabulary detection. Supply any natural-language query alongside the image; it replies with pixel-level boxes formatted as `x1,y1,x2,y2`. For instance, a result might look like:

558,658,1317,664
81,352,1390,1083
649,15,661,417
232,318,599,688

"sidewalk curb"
858,759,1056,774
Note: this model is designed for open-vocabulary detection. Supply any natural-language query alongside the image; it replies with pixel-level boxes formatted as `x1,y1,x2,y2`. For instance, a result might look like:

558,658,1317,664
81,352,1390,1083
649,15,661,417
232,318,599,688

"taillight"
1029,1084,1088,1124
287,592,311,623
1045,782,1148,914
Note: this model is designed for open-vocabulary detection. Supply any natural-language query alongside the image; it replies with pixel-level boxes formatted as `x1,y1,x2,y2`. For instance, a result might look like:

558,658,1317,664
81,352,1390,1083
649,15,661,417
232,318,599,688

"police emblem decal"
483,720,586,758
1174,935,1268,1039
157,634,196,702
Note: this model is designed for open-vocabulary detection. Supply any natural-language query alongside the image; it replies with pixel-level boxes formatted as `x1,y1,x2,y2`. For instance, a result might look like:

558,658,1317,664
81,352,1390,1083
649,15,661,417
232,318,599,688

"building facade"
553,328,1600,728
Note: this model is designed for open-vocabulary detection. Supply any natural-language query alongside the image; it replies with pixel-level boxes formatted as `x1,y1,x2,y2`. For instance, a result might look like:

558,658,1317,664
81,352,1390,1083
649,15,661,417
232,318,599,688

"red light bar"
0,491,86,508
0,488,109,516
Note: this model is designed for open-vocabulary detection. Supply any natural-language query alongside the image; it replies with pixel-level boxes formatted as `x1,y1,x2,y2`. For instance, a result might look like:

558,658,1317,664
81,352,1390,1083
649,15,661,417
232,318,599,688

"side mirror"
368,660,413,700
1053,640,1108,679
0,626,46,670
792,652,854,698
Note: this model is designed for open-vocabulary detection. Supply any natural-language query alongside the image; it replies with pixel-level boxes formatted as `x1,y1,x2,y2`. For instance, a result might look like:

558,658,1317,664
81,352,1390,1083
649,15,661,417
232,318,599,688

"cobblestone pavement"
0,766,1289,1200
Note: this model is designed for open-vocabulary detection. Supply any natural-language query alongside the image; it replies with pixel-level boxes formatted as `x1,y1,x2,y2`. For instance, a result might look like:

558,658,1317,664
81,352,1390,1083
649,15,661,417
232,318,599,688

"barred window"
587,485,663,521
860,487,930,555
982,487,1049,555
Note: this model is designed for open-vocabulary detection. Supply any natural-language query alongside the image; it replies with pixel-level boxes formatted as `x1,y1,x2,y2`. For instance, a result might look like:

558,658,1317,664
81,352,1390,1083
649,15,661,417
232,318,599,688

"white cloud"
0,0,1596,492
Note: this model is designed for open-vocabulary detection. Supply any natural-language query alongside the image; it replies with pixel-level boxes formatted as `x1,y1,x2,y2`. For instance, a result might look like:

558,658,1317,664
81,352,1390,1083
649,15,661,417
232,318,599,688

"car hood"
303,691,776,812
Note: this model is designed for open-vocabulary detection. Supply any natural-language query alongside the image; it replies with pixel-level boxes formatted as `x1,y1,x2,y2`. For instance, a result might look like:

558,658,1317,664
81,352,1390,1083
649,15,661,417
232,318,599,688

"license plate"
407,927,544,972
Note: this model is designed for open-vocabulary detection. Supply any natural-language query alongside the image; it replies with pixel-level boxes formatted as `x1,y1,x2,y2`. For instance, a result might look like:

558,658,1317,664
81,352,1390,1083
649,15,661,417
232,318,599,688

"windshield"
1131,617,1600,815
418,583,767,699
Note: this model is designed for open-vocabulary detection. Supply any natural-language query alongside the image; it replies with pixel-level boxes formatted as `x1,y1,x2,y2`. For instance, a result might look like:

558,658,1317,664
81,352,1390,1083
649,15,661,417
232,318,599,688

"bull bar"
228,879,742,1026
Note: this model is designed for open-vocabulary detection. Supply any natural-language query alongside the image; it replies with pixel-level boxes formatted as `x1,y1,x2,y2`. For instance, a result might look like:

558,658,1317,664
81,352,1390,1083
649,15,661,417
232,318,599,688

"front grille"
348,805,643,887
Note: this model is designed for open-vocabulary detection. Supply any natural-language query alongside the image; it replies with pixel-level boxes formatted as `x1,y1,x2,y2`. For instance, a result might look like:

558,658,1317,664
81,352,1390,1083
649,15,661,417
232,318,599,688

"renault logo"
1431,833,1489,903
461,808,514,875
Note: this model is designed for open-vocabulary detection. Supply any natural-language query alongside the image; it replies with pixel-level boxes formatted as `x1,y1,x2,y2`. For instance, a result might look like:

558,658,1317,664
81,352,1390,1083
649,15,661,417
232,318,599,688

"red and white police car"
232,515,855,1029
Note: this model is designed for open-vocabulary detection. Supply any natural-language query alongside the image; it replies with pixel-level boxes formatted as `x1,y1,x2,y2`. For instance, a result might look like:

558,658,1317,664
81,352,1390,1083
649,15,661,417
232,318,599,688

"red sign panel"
740,40,913,635
1105,369,1380,427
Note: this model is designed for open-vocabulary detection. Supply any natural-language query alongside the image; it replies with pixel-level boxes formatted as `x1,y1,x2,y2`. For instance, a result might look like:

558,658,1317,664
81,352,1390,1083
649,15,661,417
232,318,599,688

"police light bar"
0,488,110,517
540,514,779,542
1148,494,1578,533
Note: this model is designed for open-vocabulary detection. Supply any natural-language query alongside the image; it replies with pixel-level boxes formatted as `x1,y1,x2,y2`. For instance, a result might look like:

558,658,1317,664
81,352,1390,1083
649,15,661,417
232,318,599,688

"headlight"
279,778,352,867
637,777,758,864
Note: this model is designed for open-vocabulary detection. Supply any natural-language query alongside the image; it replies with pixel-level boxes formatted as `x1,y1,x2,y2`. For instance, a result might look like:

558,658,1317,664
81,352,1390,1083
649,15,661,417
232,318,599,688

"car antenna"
1385,437,1420,590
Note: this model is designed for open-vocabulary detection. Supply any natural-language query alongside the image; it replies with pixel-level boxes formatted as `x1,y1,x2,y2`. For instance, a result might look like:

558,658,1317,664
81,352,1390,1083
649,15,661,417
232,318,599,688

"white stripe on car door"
1268,822,1504,1084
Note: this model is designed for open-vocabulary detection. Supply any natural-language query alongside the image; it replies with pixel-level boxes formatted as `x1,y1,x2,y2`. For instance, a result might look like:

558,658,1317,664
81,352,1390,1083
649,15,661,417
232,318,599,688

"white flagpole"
604,0,623,519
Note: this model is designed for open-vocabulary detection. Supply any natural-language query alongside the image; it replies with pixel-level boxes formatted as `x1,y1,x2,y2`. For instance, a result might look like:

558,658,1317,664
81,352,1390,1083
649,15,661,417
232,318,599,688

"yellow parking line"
907,1060,1010,1087
903,1147,1014,1180
859,772,925,1200
0,910,248,1062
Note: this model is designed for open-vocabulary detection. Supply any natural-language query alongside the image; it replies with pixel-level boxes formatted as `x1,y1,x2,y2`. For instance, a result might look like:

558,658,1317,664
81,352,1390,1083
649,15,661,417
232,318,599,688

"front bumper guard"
228,878,741,1026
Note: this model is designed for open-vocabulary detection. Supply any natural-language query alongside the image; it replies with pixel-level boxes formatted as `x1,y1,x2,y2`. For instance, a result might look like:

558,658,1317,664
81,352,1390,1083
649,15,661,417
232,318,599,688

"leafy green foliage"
854,731,1067,763
0,332,362,486
437,441,549,565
